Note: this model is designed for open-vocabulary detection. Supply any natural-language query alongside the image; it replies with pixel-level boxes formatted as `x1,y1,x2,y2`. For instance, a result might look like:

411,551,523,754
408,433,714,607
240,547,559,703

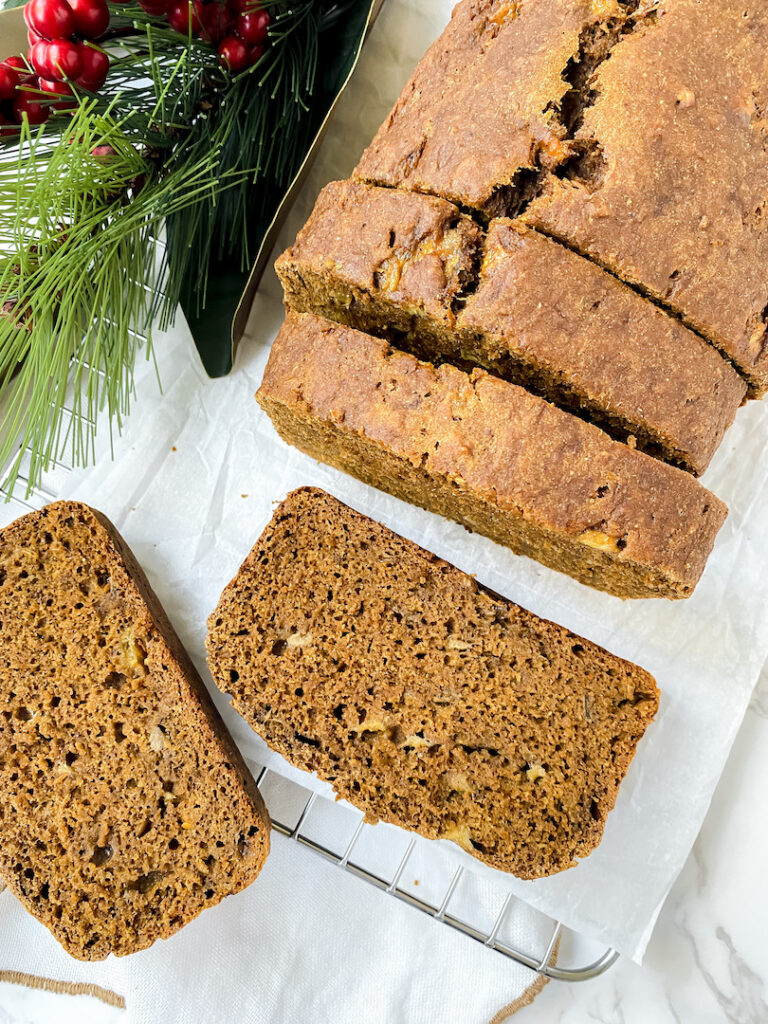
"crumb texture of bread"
0,501,270,961
276,181,745,476
207,487,660,879
256,313,727,600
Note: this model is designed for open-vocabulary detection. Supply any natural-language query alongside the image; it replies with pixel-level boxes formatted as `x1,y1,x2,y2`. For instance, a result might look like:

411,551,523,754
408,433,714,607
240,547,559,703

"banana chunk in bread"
0,501,270,960
207,487,660,879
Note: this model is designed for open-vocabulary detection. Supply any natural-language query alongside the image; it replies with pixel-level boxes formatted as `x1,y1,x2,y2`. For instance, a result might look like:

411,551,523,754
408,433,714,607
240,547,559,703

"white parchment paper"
8,0,768,963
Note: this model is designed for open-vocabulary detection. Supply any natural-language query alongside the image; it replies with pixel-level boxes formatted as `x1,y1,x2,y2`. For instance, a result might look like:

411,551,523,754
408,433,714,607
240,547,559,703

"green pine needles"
0,0,321,495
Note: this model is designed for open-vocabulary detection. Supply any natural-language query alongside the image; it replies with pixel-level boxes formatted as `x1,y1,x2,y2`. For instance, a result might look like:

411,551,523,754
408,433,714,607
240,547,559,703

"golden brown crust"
276,180,745,475
354,0,768,393
524,0,768,392
257,313,727,600
276,179,481,328
354,0,633,213
207,487,660,879
0,502,270,960
461,220,745,474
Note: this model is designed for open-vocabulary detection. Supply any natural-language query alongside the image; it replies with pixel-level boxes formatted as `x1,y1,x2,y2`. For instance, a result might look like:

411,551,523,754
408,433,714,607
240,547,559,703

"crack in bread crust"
276,181,745,476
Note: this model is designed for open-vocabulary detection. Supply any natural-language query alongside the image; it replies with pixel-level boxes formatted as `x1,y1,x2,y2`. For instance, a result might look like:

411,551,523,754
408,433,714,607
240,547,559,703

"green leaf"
183,0,382,377
0,0,383,495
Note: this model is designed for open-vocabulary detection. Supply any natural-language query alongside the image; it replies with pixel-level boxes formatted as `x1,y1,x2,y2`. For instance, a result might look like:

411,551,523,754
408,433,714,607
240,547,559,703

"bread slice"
276,179,482,343
207,487,660,879
276,179,482,345
0,502,270,960
276,180,745,476
256,312,727,600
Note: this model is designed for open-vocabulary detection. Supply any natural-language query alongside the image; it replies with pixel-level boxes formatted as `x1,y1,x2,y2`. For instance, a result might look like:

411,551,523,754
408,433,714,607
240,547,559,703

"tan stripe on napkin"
0,971,125,1009
486,934,561,1023
486,974,548,1024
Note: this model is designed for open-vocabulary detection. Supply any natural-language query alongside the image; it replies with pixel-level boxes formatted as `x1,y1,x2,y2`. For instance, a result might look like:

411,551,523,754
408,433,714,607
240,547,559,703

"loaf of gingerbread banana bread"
276,180,745,475
256,312,726,600
207,487,660,879
355,0,768,393
0,502,270,960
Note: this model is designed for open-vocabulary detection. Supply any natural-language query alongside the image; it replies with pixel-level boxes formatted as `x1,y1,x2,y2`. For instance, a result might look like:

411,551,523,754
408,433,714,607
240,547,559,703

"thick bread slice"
0,501,270,960
207,487,660,879
276,180,745,476
256,312,727,600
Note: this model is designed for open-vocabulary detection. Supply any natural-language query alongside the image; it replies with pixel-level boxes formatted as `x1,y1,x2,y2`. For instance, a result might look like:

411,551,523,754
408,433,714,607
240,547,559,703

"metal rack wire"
0,452,620,984
250,761,619,982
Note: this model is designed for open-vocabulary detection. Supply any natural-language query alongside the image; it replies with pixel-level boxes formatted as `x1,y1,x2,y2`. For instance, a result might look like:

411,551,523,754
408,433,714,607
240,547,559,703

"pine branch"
0,2,325,495
0,98,251,490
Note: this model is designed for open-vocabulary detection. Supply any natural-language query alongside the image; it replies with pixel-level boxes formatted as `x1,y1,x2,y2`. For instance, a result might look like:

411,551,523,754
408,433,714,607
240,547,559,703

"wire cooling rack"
0,426,620,984
247,760,619,982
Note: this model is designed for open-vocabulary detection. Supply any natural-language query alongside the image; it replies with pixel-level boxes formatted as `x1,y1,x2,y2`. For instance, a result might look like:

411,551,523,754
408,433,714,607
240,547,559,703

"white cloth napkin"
0,836,553,1024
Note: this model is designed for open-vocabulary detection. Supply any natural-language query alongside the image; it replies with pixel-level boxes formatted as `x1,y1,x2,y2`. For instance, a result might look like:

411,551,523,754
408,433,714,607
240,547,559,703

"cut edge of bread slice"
0,501,270,960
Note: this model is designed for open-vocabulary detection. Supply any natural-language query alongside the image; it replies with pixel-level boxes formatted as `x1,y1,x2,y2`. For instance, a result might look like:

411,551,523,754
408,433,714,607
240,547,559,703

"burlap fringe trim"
1,929,560,1018
486,934,562,1023
0,970,125,1009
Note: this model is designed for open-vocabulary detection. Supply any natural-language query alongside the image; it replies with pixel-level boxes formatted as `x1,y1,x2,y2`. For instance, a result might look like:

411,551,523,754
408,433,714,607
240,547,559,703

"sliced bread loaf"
0,502,270,960
207,487,660,879
353,0,638,217
256,312,727,600
523,0,768,394
276,180,744,475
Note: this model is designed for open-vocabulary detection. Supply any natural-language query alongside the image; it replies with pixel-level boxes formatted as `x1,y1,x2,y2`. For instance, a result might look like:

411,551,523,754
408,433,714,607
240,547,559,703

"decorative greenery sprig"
0,0,328,495
0,97,238,487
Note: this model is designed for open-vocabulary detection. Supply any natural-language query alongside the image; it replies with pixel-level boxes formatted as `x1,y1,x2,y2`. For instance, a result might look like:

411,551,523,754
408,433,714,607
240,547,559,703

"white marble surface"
3,664,766,1024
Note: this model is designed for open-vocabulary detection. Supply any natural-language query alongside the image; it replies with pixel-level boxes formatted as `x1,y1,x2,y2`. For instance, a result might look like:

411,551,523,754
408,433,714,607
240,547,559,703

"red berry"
236,8,268,44
39,76,77,109
27,28,46,45
4,56,36,87
68,0,110,39
138,0,171,14
195,0,232,42
248,42,263,65
24,0,76,41
0,112,14,127
218,35,249,72
0,111,21,136
3,56,30,73
0,64,19,101
28,41,54,79
167,0,199,33
74,45,109,91
45,39,84,80
12,89,49,125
